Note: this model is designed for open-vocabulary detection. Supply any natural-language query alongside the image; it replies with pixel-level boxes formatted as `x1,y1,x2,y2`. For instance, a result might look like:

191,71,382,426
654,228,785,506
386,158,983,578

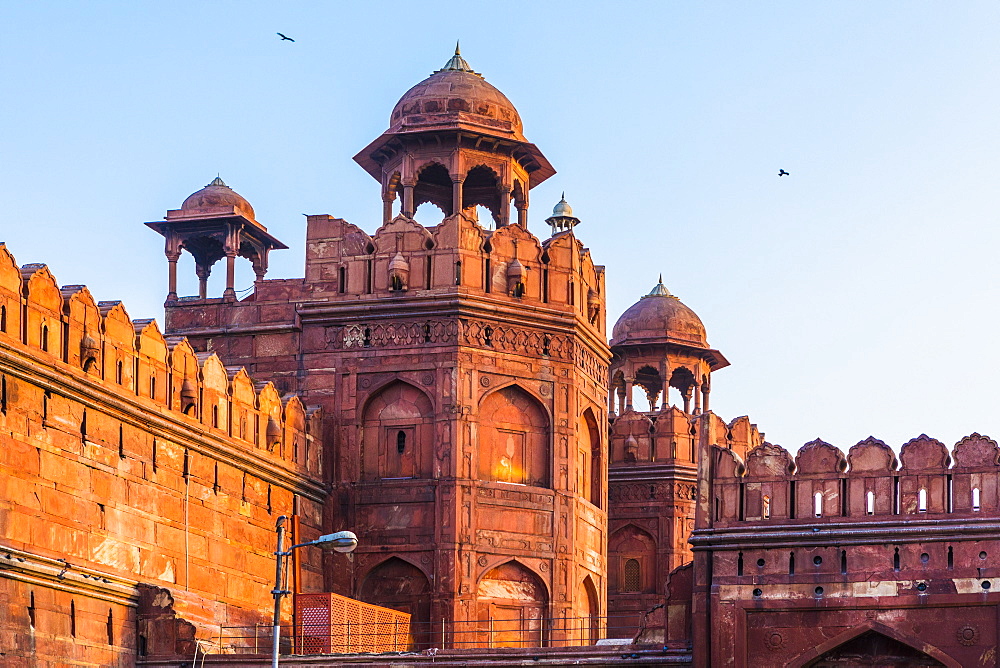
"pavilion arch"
361,380,434,481
476,560,549,648
462,164,502,225
634,365,663,411
578,407,602,507
477,383,550,487
414,162,453,217
608,524,656,595
358,556,432,648
789,620,959,667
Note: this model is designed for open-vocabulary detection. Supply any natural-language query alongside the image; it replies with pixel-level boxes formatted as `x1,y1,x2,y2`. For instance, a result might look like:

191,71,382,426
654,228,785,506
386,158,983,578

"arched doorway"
358,557,432,649
476,561,548,648
478,386,550,487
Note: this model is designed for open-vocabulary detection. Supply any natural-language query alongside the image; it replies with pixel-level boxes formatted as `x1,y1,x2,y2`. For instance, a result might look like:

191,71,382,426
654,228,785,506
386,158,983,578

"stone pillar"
499,186,512,227
196,264,211,300
402,182,415,218
223,253,237,301
166,251,180,301
452,177,464,217
693,382,702,415
702,382,711,413
624,376,634,410
682,386,692,415
382,196,394,224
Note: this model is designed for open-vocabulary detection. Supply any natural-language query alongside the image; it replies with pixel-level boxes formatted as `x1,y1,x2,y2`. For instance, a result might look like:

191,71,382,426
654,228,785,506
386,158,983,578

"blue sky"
2,2,999,453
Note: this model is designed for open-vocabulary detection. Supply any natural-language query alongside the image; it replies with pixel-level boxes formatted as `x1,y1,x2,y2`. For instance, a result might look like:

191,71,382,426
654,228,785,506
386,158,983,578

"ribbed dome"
389,49,523,137
611,278,708,347
181,177,255,219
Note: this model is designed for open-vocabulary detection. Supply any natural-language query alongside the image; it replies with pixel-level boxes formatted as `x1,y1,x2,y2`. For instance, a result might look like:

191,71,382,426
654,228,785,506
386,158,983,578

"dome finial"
643,275,675,299
208,175,228,188
436,42,478,76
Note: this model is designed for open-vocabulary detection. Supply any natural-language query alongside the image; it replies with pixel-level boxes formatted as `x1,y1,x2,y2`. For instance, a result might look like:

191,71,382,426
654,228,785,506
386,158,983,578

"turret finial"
455,40,461,55
436,42,478,76
208,175,227,187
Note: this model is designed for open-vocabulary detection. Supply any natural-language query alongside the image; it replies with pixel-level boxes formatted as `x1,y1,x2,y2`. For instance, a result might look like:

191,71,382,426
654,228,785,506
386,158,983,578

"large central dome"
388,47,524,139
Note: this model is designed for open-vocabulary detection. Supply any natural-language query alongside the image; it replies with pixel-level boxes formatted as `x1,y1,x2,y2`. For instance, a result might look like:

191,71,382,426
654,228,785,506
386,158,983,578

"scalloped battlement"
0,243,318,474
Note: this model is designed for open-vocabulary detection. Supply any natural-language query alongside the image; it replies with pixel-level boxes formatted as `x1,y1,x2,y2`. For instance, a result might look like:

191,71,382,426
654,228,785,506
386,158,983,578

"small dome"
506,257,525,278
389,47,523,136
552,194,573,218
181,177,255,219
611,277,708,347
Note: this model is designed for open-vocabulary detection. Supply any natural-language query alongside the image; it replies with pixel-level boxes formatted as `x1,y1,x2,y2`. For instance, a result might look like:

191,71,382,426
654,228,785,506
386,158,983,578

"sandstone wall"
0,244,325,666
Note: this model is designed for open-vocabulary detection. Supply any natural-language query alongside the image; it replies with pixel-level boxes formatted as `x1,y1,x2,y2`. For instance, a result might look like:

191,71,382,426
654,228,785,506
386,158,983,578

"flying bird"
277,32,295,42
778,169,789,177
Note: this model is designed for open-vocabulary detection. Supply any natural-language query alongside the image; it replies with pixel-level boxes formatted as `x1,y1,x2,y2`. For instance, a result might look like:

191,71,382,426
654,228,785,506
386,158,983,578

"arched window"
814,491,823,518
40,324,49,352
361,382,433,480
396,430,407,454
116,360,123,385
918,488,927,512
0,304,6,332
623,559,640,592
211,405,219,428
149,375,156,399
973,487,981,511
866,491,875,515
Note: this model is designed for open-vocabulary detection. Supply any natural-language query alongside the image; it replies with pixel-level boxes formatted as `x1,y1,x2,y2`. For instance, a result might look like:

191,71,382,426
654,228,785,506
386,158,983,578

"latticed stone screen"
294,593,411,654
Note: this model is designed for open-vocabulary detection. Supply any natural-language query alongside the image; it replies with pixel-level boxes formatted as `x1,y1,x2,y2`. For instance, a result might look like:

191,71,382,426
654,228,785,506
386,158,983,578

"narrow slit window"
116,360,123,385
338,266,347,294
1,374,7,414
396,430,406,454
107,608,114,646
788,552,795,575
893,547,900,571
149,375,156,399
737,552,744,576
425,255,432,289
623,559,640,592
762,495,771,520
918,488,927,512
866,490,875,515
454,260,462,286
973,487,981,511
814,491,823,518
40,324,49,352
70,600,76,637
0,304,6,332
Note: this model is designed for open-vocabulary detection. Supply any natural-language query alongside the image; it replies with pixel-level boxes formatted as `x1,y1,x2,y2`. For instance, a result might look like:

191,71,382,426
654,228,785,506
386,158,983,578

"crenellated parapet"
703,432,1000,529
0,243,321,481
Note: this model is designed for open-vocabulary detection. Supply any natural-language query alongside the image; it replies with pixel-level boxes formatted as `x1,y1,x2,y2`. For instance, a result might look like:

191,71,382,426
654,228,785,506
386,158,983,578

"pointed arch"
462,164,502,225
790,621,959,667
358,556,432,649
573,574,600,645
361,380,434,480
579,407,602,507
608,524,656,595
476,560,548,648
478,384,550,487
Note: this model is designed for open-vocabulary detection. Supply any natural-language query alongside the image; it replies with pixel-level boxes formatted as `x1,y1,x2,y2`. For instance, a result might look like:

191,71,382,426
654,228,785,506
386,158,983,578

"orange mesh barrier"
294,592,411,654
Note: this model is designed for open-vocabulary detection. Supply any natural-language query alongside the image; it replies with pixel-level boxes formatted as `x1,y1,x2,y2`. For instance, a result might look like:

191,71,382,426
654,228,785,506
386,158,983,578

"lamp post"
271,516,358,667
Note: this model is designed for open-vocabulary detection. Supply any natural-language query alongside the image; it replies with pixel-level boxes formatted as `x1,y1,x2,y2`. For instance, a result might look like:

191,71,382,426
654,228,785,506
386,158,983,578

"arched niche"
578,408,602,507
571,575,600,645
476,561,548,648
361,381,434,481
358,557,431,649
608,525,656,595
478,385,550,487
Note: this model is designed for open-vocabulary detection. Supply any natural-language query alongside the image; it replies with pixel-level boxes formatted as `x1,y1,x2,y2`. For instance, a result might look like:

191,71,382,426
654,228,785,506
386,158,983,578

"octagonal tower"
160,49,609,649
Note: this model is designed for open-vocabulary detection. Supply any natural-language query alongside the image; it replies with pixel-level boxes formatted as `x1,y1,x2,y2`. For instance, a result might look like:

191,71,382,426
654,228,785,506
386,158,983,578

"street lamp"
271,516,358,667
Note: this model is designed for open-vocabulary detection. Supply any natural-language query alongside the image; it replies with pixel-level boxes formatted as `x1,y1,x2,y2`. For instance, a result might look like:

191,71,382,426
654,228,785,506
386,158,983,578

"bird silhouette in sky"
778,169,789,177
277,32,295,42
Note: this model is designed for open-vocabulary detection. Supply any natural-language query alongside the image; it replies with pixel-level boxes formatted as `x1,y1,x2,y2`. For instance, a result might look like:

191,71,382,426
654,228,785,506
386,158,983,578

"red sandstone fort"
1,49,996,667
